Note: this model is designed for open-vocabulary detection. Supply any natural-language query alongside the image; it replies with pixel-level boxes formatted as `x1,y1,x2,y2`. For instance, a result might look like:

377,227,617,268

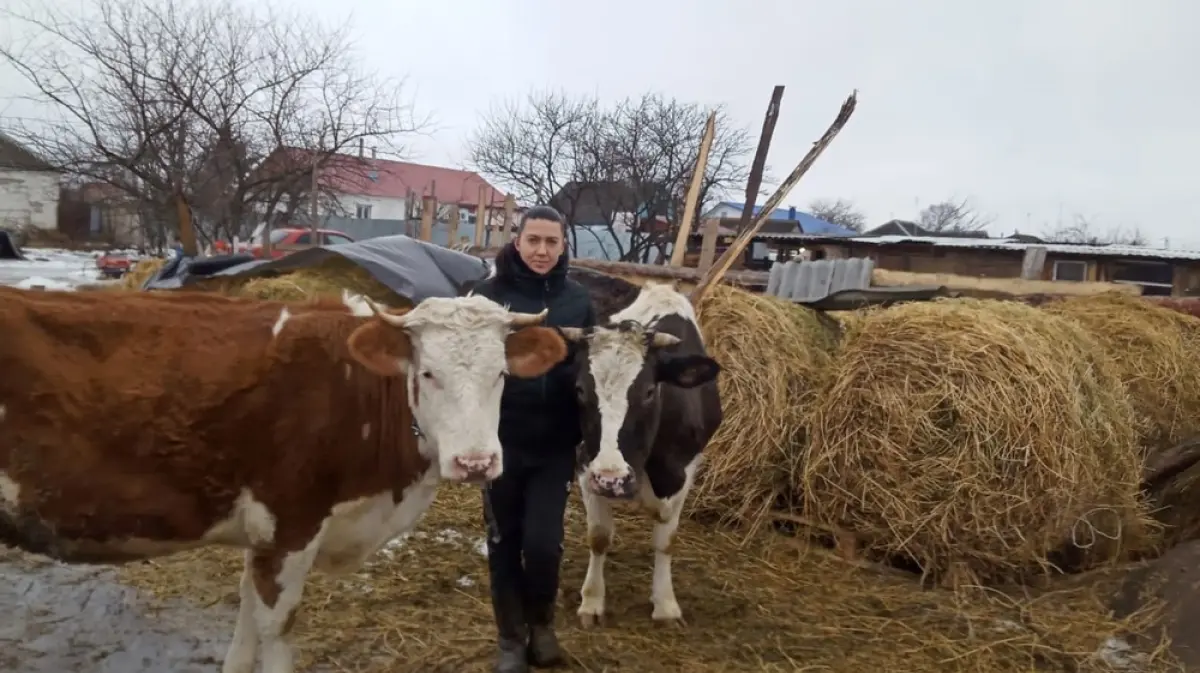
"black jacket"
472,243,596,457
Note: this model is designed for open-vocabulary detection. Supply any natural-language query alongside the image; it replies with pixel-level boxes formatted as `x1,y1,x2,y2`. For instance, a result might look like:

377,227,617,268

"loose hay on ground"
804,298,1156,586
1040,292,1200,454
691,284,839,530
112,485,1179,672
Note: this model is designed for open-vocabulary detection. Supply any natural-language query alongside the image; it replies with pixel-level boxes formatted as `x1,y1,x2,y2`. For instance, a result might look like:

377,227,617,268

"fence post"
500,194,515,245
446,203,460,249
474,186,487,248
419,195,436,242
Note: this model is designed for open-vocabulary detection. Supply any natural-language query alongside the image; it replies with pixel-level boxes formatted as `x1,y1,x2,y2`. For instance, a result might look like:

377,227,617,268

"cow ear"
347,319,412,377
506,326,568,378
654,354,720,388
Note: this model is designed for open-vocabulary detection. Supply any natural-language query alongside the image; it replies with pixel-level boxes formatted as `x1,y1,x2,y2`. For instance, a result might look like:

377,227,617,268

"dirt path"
0,550,233,673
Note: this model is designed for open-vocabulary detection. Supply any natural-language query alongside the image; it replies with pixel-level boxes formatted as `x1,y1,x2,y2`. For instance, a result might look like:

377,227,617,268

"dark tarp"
0,230,23,261
142,235,491,302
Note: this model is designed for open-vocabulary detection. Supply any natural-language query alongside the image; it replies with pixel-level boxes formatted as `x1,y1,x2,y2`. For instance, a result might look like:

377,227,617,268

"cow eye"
421,371,434,381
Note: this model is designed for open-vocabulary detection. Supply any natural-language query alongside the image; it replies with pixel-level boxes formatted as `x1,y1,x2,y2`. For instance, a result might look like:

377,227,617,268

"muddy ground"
0,548,233,673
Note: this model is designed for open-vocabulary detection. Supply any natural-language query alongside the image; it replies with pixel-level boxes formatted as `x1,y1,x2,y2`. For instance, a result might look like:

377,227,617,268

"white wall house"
0,133,59,231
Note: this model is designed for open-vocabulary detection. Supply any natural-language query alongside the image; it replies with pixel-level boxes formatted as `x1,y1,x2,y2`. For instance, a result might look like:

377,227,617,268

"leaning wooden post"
697,219,719,273
419,195,436,242
690,91,858,306
668,112,717,267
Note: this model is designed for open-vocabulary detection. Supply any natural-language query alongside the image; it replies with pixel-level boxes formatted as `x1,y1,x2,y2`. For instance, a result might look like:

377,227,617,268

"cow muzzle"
446,452,503,484
587,466,637,500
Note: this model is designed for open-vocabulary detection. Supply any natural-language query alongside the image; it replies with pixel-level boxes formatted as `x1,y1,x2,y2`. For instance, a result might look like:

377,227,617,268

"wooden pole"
419,194,435,242
737,86,785,235
474,186,488,247
501,194,515,245
446,203,460,249
668,112,717,267
690,91,858,305
174,191,198,257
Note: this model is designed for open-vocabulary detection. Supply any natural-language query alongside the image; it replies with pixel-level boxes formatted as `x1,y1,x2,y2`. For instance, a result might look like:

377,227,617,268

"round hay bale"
199,258,408,306
691,285,838,530
803,298,1155,586
1041,292,1200,454
121,257,167,290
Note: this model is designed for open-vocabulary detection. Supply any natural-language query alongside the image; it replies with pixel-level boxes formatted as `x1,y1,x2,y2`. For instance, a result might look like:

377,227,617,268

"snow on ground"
0,247,121,289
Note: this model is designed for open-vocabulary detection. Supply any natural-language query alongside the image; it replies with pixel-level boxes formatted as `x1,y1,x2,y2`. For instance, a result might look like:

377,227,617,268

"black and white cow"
559,281,723,626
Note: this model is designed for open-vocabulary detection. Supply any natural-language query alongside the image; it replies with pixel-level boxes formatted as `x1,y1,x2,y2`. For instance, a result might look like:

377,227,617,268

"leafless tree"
468,90,754,262
0,0,422,248
918,198,993,233
1043,214,1147,246
807,198,867,233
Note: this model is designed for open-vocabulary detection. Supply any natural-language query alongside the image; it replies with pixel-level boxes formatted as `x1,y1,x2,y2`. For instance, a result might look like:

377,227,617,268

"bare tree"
1043,214,1147,246
0,0,421,248
808,198,867,233
918,198,993,233
468,90,754,262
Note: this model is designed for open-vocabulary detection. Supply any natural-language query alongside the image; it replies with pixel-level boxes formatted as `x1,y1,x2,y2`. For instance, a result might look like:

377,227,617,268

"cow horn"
509,309,548,327
369,298,408,327
558,327,587,341
650,332,681,348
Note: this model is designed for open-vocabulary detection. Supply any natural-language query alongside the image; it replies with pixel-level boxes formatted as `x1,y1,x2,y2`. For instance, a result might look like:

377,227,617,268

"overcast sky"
3,0,1198,248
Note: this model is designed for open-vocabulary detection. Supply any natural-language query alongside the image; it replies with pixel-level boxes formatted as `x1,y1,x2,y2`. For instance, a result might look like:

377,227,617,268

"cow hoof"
577,608,605,628
651,601,684,626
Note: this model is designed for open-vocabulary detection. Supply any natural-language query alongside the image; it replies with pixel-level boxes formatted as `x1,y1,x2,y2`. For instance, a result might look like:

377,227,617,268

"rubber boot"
492,586,530,673
525,601,566,668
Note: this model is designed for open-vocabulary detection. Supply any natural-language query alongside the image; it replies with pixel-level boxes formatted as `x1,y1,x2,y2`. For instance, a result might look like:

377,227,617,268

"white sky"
3,0,1198,247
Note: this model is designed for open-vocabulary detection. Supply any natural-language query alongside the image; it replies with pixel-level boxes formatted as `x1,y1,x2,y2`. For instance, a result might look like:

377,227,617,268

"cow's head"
345,293,567,483
561,320,720,499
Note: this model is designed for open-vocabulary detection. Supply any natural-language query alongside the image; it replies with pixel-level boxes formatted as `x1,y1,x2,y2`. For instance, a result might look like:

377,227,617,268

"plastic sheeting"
143,235,491,302
0,230,23,260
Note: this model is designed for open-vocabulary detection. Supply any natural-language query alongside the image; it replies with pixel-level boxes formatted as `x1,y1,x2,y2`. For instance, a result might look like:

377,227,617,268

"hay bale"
198,258,407,306
804,298,1155,586
691,285,838,529
121,257,167,290
1041,292,1200,453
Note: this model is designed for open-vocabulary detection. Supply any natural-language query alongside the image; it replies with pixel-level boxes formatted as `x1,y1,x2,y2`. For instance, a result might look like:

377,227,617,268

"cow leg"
650,463,698,625
577,475,614,628
221,551,261,673
248,538,321,673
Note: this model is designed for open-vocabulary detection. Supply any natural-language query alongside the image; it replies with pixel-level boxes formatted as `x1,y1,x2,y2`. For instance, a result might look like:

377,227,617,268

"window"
324,233,354,246
293,233,312,245
1052,260,1087,282
1110,260,1174,296
355,204,373,219
268,229,291,244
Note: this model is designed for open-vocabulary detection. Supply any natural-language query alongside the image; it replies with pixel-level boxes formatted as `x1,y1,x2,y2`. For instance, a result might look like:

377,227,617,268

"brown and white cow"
559,281,723,627
0,287,568,673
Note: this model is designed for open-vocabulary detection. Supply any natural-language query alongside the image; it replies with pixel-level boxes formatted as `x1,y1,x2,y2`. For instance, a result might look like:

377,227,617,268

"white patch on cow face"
611,281,702,344
400,295,518,483
583,328,647,486
271,306,291,337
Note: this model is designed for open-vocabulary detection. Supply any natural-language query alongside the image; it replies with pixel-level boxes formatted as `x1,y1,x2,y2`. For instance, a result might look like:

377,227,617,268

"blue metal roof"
715,201,857,237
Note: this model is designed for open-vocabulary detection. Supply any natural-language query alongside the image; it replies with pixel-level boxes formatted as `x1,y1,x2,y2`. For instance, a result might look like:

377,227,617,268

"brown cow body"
0,287,567,673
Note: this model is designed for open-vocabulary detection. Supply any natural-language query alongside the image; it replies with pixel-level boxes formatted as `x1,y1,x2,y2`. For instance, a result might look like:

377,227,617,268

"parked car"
96,252,135,278
248,228,355,260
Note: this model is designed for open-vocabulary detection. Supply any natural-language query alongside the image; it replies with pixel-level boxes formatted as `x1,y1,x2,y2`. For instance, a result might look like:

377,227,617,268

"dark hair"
517,205,567,237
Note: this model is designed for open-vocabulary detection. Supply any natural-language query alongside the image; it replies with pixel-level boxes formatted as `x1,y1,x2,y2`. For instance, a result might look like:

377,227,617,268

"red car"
248,228,355,260
96,252,135,278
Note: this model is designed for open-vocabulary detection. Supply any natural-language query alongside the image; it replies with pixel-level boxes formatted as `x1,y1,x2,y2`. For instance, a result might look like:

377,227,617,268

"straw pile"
193,257,406,305
1040,293,1200,454
121,257,167,289
690,285,839,530
110,485,1177,672
803,298,1156,587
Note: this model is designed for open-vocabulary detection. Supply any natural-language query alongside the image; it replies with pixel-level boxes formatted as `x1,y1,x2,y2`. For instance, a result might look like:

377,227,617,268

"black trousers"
482,448,575,632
